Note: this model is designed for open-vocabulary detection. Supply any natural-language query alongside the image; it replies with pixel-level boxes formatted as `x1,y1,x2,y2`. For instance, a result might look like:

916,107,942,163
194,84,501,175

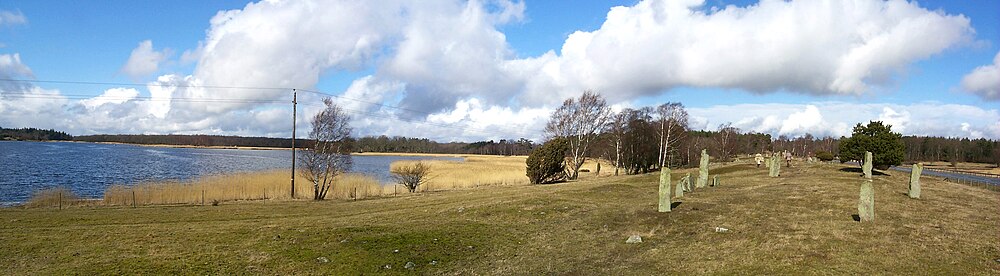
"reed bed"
24,187,83,208
102,171,384,206
390,155,530,191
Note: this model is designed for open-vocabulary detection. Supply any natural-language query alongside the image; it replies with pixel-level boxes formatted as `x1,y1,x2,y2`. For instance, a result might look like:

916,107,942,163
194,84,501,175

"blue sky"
0,0,998,141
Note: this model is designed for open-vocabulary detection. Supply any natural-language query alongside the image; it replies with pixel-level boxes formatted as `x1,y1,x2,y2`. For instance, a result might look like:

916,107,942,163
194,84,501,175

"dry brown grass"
24,187,83,208
391,155,530,191
2,162,998,274
102,170,384,206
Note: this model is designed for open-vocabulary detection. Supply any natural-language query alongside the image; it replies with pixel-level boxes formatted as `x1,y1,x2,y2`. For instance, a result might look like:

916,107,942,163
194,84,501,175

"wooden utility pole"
291,89,297,199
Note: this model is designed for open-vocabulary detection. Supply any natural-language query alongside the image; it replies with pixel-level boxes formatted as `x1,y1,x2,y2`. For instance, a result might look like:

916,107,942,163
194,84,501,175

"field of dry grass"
4,161,997,274
99,171,385,206
920,161,1000,175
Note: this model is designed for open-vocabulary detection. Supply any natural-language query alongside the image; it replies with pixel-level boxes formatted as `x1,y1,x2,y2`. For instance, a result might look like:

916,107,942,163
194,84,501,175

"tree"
526,138,569,184
607,111,629,176
655,102,688,168
544,91,612,180
391,162,431,192
838,121,905,170
715,123,739,161
299,98,353,200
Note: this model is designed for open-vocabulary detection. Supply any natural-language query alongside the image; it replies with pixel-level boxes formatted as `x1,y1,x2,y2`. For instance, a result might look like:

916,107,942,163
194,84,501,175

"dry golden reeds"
102,171,384,206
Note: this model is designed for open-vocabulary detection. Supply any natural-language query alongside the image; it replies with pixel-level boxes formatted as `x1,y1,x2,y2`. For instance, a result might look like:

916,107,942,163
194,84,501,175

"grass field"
3,162,998,274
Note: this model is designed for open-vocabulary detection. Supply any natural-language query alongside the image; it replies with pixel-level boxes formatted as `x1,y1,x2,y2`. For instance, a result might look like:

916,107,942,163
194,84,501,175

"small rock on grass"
625,235,642,244
405,262,415,269
316,257,329,263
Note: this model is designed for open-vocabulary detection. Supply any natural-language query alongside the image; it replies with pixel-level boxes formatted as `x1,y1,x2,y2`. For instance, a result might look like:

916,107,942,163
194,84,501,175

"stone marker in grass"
684,173,692,192
863,151,873,179
909,163,922,199
858,151,875,222
769,153,780,177
859,179,875,222
712,175,719,187
697,149,709,188
675,173,685,198
658,168,671,212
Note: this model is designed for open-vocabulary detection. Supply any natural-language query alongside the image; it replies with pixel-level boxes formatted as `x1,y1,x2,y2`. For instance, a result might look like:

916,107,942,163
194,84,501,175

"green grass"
2,162,998,274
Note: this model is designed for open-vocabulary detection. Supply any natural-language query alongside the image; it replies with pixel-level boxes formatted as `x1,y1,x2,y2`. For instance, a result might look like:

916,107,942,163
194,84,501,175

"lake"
0,141,461,205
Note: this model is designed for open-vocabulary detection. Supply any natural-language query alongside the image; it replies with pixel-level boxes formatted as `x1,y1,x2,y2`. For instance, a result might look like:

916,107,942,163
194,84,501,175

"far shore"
8,139,529,158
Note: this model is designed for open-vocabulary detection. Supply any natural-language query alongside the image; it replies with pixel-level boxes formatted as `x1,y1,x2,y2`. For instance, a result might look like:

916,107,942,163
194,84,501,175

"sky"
0,0,998,142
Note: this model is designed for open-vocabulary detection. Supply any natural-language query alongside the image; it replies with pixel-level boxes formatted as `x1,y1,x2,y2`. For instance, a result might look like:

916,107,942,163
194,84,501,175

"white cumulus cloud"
961,51,1000,101
120,40,171,79
0,9,27,27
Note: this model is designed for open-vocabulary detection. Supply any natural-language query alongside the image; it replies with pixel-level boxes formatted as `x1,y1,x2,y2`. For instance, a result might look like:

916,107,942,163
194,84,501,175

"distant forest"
3,127,996,166
0,127,73,141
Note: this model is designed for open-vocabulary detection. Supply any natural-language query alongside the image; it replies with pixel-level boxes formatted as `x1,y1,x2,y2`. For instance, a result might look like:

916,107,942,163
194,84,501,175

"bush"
391,162,431,192
526,138,568,184
815,151,834,162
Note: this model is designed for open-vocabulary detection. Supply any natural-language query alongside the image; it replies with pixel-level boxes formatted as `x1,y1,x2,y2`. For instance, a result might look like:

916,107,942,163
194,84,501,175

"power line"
1,78,546,139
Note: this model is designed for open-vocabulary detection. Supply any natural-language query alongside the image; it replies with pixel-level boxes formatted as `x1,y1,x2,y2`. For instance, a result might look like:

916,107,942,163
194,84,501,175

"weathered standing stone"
768,153,780,177
658,168,672,212
697,149,709,188
712,175,719,187
909,163,922,199
596,163,601,176
858,179,875,222
863,151,873,179
773,153,782,177
674,174,685,198
684,173,692,192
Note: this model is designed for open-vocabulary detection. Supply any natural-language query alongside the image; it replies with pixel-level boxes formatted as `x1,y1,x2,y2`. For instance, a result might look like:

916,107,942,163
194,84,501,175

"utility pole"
291,89,297,199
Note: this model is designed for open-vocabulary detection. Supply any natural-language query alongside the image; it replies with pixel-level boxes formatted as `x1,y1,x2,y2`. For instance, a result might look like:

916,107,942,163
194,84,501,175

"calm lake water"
0,141,461,205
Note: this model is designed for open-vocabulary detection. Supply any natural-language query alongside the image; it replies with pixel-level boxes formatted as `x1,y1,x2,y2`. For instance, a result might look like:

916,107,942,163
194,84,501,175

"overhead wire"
1,78,546,139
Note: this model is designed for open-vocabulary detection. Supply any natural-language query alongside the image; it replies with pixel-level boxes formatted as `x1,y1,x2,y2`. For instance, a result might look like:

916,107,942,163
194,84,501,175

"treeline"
74,134,314,148
0,127,73,141
902,136,998,164
353,135,534,155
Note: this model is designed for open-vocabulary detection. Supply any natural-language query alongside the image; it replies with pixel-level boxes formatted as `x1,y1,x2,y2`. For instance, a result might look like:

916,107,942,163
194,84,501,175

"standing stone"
858,179,875,222
674,174,685,198
697,149,709,188
768,153,780,177
909,163,922,199
658,168,672,212
596,163,602,176
862,151,873,179
684,173,692,192
712,175,720,187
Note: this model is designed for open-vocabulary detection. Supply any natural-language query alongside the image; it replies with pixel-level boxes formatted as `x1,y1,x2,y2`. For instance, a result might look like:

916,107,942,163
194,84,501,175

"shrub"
526,138,568,184
391,162,431,192
815,151,834,162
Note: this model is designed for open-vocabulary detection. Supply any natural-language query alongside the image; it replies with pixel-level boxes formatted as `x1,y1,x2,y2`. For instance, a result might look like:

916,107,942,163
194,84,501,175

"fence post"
132,190,136,208
59,192,62,210
202,190,205,206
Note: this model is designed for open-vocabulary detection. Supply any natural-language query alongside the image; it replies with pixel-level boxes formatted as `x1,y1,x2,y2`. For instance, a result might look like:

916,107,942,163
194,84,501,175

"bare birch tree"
299,98,353,200
545,91,611,180
655,102,688,168
607,110,629,176
716,122,740,161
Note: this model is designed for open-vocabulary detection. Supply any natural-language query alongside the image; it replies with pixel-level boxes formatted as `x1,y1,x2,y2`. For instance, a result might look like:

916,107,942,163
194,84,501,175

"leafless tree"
607,111,628,176
299,98,352,200
715,123,740,161
655,102,688,168
545,91,612,180
391,161,431,192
